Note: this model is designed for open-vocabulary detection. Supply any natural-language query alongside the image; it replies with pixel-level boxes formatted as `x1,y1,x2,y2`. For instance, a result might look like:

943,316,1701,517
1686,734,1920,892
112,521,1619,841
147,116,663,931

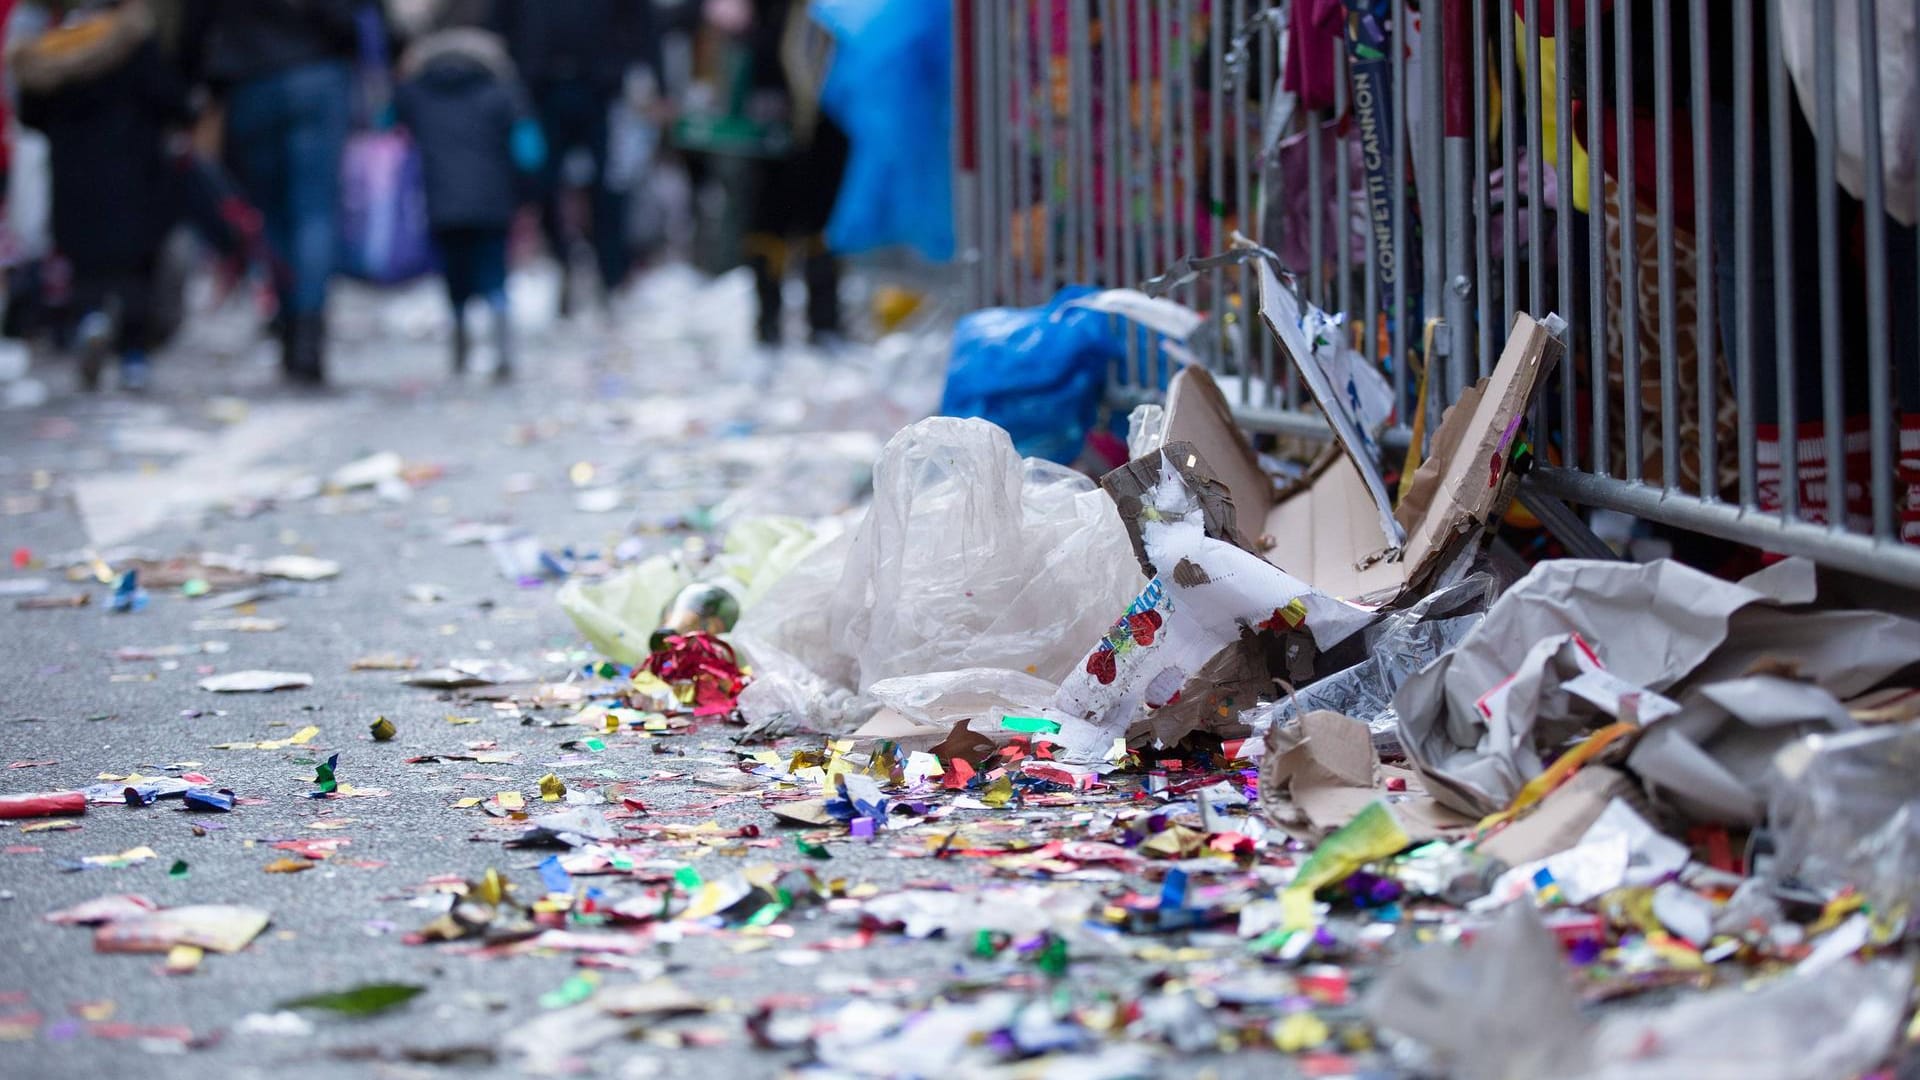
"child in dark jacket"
13,0,188,391
394,27,542,379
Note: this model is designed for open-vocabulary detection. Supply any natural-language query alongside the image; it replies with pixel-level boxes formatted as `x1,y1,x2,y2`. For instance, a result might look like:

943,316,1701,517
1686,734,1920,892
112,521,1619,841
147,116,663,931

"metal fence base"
1530,467,1920,589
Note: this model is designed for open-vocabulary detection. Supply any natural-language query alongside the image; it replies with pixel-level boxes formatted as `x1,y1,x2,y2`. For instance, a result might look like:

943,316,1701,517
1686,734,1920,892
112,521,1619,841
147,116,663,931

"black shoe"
490,304,514,383
451,317,469,375
283,314,326,385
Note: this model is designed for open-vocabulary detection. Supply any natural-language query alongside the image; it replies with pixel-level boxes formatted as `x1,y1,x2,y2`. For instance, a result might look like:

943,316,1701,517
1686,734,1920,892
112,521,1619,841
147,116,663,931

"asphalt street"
0,270,1301,1080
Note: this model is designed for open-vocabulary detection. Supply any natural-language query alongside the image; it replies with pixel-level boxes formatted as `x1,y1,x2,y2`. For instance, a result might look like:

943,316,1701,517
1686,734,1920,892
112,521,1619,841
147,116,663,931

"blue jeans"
225,60,352,317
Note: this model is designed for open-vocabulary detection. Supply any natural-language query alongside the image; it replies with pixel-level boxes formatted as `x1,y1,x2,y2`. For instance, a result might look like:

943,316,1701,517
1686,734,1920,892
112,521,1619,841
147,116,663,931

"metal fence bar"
1044,0,1059,292
1209,0,1227,355
1011,0,1032,305
1442,0,1472,403
1006,0,1021,303
1473,0,1492,378
1553,0,1574,471
1258,7,1278,409
1585,0,1606,478
1652,0,1678,493
1233,0,1252,407
1175,0,1190,297
1766,0,1798,521
1391,0,1408,419
1335,42,1353,324
1733,0,1755,508
1814,0,1845,531
1614,0,1641,484
1498,0,1516,349
1860,0,1894,540
1523,0,1543,316
1689,0,1715,501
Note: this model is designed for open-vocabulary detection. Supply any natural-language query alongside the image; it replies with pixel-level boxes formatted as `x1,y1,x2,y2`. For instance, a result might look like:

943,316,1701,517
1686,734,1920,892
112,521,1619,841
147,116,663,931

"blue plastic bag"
941,287,1129,464
811,0,953,260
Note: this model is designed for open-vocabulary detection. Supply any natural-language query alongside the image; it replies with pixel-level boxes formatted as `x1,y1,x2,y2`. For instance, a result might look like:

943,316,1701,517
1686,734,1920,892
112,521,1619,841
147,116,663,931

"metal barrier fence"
952,0,1920,588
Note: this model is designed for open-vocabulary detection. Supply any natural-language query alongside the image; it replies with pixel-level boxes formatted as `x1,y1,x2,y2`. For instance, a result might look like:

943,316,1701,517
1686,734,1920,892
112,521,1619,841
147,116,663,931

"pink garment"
1283,0,1346,112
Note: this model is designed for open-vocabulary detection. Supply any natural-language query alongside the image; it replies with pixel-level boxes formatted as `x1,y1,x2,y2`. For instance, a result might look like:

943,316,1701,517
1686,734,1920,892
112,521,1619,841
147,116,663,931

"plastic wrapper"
1769,724,1920,912
0,790,86,818
1365,904,1588,1080
866,668,1062,731
734,418,1143,734
556,555,689,667
1244,574,1494,755
1571,960,1912,1080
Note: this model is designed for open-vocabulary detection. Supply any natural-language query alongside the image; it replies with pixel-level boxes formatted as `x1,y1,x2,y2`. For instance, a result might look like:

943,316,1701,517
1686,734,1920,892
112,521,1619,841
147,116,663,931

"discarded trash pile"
483,268,1919,1075
8,267,1920,1077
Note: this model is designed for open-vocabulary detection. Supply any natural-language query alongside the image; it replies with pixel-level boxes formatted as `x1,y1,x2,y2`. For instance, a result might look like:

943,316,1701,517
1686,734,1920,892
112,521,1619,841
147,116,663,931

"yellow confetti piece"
474,868,508,905
539,774,566,802
497,791,525,811
447,715,480,726
453,797,483,809
981,773,1014,808
1280,889,1318,934
22,819,80,833
164,945,204,974
1273,1012,1330,1053
211,725,321,751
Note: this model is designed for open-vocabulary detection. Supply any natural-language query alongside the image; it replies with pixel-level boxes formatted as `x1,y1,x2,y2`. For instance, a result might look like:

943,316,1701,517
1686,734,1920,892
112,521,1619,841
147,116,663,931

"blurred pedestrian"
493,0,663,316
10,0,189,391
395,24,542,379
180,0,359,385
737,0,846,347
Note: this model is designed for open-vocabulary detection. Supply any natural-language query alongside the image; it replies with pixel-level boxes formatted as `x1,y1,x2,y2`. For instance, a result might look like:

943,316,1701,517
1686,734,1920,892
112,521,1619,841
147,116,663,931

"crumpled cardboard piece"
1259,708,1474,842
1061,272,1557,752
1260,709,1379,839
1472,764,1638,869
1123,290,1558,609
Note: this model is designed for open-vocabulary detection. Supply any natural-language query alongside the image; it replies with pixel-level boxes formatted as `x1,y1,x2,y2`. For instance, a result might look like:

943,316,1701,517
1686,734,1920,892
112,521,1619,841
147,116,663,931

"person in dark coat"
738,0,847,346
11,0,189,391
179,0,359,385
395,26,542,379
493,0,662,314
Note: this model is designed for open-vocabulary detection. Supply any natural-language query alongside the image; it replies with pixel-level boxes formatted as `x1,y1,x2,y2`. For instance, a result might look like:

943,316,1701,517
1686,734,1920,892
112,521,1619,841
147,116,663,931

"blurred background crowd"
0,0,948,392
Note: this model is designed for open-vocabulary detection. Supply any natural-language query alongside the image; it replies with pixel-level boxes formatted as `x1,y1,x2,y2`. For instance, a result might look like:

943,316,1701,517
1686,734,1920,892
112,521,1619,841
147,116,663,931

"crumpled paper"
1393,558,1819,817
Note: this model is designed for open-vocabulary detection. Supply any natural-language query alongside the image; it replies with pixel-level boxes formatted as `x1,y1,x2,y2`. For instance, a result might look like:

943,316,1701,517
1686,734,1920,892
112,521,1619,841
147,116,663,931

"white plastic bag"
733,417,1144,732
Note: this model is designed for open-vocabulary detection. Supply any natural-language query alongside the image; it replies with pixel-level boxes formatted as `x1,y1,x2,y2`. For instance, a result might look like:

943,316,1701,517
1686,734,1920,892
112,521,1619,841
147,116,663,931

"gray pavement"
0,271,1290,1079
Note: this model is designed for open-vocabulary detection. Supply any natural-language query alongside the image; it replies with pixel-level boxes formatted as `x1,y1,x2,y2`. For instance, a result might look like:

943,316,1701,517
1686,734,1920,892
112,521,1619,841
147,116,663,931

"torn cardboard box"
1133,263,1561,608
1054,262,1561,753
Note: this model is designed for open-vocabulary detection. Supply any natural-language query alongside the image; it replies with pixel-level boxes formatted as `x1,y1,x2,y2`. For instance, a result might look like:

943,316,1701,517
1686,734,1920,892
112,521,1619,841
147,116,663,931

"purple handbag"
337,4,435,284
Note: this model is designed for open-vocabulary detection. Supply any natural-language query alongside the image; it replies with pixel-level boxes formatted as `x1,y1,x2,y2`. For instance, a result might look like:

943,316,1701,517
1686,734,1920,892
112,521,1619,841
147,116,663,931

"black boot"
745,236,786,346
284,313,326,385
451,313,469,375
489,301,514,383
802,245,842,344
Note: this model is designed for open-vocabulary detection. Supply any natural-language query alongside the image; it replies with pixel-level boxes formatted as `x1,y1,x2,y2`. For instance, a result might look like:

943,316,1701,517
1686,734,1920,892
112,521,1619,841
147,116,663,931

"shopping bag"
337,129,435,284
